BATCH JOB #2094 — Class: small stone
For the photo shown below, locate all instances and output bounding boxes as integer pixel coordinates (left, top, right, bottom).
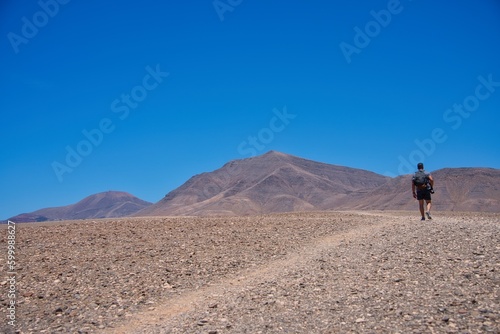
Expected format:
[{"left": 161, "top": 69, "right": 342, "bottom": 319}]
[
  {"left": 197, "top": 319, "right": 209, "bottom": 326},
  {"left": 355, "top": 318, "right": 365, "bottom": 323}
]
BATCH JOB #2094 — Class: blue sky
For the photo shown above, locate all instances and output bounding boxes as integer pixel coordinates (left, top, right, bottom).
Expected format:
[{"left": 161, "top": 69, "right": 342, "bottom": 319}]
[{"left": 1, "top": 0, "right": 499, "bottom": 219}]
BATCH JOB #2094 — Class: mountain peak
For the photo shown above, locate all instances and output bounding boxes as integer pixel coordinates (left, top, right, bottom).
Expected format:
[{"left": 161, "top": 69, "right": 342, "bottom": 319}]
[
  {"left": 136, "top": 152, "right": 390, "bottom": 216},
  {"left": 263, "top": 150, "right": 288, "bottom": 157},
  {"left": 254, "top": 150, "right": 292, "bottom": 162},
  {"left": 136, "top": 151, "right": 500, "bottom": 216}
]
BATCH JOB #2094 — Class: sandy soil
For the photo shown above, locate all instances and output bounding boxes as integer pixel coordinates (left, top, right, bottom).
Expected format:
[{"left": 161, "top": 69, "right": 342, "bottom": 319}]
[{"left": 1, "top": 211, "right": 498, "bottom": 333}]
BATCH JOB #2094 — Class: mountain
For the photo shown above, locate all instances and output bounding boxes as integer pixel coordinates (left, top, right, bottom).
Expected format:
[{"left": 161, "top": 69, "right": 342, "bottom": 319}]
[
  {"left": 135, "top": 151, "right": 390, "bottom": 216},
  {"left": 343, "top": 167, "right": 500, "bottom": 212},
  {"left": 9, "top": 153, "right": 499, "bottom": 222},
  {"left": 7, "top": 191, "right": 152, "bottom": 223},
  {"left": 136, "top": 151, "right": 500, "bottom": 216}
]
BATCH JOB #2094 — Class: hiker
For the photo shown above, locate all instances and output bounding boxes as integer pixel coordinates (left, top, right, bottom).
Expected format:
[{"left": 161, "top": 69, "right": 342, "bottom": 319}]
[{"left": 412, "top": 162, "right": 434, "bottom": 220}]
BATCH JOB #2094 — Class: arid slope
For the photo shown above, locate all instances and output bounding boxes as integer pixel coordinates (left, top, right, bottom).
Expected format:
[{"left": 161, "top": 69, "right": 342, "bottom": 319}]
[
  {"left": 7, "top": 191, "right": 152, "bottom": 222},
  {"left": 137, "top": 151, "right": 390, "bottom": 216}
]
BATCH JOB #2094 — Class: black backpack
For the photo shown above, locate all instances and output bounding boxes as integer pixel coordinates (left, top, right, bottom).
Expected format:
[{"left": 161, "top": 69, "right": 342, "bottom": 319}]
[{"left": 413, "top": 170, "right": 428, "bottom": 187}]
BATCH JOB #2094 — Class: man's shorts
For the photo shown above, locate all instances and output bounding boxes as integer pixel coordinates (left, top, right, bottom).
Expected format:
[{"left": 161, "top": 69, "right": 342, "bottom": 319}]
[{"left": 416, "top": 189, "right": 431, "bottom": 201}]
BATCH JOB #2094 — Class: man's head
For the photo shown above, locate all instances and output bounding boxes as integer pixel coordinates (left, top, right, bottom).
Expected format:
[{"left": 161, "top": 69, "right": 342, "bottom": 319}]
[{"left": 417, "top": 162, "right": 424, "bottom": 171}]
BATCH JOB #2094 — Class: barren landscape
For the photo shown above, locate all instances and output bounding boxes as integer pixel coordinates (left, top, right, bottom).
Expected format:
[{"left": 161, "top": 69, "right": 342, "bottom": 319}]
[
  {"left": 1, "top": 211, "right": 499, "bottom": 333},
  {"left": 7, "top": 152, "right": 500, "bottom": 223}
]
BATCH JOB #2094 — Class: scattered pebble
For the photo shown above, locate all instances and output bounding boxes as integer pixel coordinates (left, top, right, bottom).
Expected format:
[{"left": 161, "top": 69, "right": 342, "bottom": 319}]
[{"left": 1, "top": 212, "right": 498, "bottom": 333}]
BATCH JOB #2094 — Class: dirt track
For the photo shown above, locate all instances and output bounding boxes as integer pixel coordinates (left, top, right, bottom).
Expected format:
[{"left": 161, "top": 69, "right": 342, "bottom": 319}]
[{"left": 1, "top": 211, "right": 499, "bottom": 333}]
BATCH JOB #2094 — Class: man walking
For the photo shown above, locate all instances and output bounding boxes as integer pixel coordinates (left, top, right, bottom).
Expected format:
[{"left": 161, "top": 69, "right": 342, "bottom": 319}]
[{"left": 412, "top": 162, "right": 434, "bottom": 220}]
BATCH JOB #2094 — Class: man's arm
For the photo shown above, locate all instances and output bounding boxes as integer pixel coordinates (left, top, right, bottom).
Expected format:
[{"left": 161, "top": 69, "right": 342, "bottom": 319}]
[
  {"left": 412, "top": 179, "right": 417, "bottom": 198},
  {"left": 428, "top": 174, "right": 434, "bottom": 187}
]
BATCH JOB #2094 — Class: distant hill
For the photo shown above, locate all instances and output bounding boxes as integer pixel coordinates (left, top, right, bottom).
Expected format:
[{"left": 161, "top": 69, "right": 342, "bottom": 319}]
[
  {"left": 136, "top": 151, "right": 500, "bottom": 216},
  {"left": 135, "top": 151, "right": 390, "bottom": 216},
  {"left": 342, "top": 167, "right": 500, "bottom": 212},
  {"left": 7, "top": 191, "right": 152, "bottom": 223}
]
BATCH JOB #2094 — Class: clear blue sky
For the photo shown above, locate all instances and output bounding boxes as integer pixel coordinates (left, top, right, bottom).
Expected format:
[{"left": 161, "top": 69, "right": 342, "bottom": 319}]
[{"left": 1, "top": 0, "right": 499, "bottom": 219}]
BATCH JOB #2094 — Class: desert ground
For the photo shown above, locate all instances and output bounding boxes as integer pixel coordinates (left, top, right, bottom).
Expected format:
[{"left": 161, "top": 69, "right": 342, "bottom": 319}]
[{"left": 1, "top": 211, "right": 499, "bottom": 333}]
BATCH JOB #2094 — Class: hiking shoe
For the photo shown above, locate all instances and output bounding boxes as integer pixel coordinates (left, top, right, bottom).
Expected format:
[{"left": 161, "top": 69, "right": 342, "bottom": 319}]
[
  {"left": 426, "top": 212, "right": 432, "bottom": 220},
  {"left": 421, "top": 216, "right": 425, "bottom": 221}
]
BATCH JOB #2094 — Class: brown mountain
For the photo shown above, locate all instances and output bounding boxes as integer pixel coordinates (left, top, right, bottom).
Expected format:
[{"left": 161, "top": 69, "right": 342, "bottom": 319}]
[
  {"left": 9, "top": 153, "right": 498, "bottom": 222},
  {"left": 137, "top": 151, "right": 500, "bottom": 216},
  {"left": 136, "top": 151, "right": 390, "bottom": 216},
  {"left": 344, "top": 167, "right": 500, "bottom": 212},
  {"left": 8, "top": 191, "right": 152, "bottom": 223}
]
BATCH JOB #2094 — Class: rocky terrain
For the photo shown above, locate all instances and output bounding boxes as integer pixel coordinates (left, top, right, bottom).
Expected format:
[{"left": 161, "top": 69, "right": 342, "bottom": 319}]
[{"left": 1, "top": 211, "right": 499, "bottom": 333}]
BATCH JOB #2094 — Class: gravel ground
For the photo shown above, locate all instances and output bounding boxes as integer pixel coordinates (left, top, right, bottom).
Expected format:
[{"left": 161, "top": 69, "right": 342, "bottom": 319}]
[{"left": 1, "top": 211, "right": 498, "bottom": 333}]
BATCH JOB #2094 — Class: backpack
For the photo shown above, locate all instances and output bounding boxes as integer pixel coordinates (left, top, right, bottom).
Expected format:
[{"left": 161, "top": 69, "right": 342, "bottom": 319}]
[{"left": 413, "top": 170, "right": 428, "bottom": 187}]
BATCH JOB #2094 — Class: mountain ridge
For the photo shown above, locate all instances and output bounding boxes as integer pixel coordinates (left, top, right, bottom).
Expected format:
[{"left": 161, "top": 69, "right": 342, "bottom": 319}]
[
  {"left": 7, "top": 191, "right": 152, "bottom": 223},
  {"left": 136, "top": 151, "right": 391, "bottom": 216},
  {"left": 136, "top": 151, "right": 500, "bottom": 215},
  {"left": 7, "top": 152, "right": 500, "bottom": 221}
]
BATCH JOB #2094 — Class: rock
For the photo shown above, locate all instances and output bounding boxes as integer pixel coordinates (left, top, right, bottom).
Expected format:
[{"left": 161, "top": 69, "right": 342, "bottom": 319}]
[{"left": 197, "top": 319, "right": 209, "bottom": 326}]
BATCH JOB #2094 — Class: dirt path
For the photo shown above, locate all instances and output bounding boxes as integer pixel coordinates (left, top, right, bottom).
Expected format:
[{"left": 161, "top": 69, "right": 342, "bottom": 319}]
[
  {"left": 107, "top": 212, "right": 400, "bottom": 333},
  {"left": 106, "top": 211, "right": 499, "bottom": 333}
]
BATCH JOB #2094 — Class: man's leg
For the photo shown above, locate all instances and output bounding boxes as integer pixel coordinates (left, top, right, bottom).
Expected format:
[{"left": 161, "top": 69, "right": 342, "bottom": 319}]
[
  {"left": 426, "top": 200, "right": 432, "bottom": 219},
  {"left": 418, "top": 199, "right": 425, "bottom": 219}
]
